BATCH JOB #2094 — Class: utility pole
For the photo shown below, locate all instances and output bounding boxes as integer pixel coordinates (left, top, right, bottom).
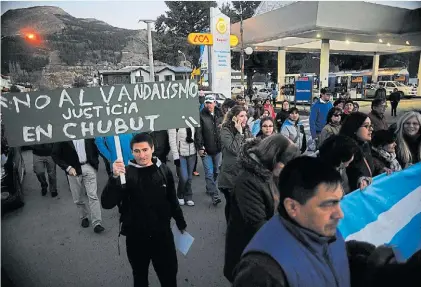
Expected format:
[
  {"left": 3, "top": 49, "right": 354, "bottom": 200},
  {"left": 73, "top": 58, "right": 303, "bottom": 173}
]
[
  {"left": 139, "top": 19, "right": 155, "bottom": 81},
  {"left": 240, "top": 2, "right": 245, "bottom": 96}
]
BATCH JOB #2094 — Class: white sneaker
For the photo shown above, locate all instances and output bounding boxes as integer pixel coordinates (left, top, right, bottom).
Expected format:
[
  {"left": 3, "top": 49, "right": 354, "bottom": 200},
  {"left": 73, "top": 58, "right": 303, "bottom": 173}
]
[
  {"left": 178, "top": 198, "right": 185, "bottom": 206},
  {"left": 186, "top": 200, "right": 195, "bottom": 206}
]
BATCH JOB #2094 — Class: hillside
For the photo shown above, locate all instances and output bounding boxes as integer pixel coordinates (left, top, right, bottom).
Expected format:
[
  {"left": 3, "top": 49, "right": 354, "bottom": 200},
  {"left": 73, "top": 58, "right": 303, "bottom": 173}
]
[{"left": 1, "top": 6, "right": 163, "bottom": 88}]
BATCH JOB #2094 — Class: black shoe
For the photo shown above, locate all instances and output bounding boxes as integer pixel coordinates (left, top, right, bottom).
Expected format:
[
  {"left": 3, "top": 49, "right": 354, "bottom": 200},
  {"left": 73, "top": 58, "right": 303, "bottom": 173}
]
[
  {"left": 212, "top": 197, "right": 222, "bottom": 206},
  {"left": 51, "top": 191, "right": 58, "bottom": 198},
  {"left": 81, "top": 218, "right": 89, "bottom": 228},
  {"left": 41, "top": 188, "right": 47, "bottom": 196},
  {"left": 94, "top": 225, "right": 105, "bottom": 233}
]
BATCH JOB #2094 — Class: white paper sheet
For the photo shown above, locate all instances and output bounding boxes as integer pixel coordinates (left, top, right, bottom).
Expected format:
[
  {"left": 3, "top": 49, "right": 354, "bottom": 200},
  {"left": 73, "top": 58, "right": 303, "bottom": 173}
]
[{"left": 171, "top": 225, "right": 194, "bottom": 256}]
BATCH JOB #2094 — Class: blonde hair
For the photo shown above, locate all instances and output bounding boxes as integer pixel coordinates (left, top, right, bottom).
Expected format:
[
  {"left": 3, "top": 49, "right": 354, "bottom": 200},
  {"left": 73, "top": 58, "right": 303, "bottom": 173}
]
[{"left": 395, "top": 111, "right": 421, "bottom": 167}]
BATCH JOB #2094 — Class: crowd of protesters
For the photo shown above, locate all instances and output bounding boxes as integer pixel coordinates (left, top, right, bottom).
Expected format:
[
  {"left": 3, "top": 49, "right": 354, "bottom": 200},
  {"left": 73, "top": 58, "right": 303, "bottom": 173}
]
[{"left": 4, "top": 87, "right": 420, "bottom": 287}]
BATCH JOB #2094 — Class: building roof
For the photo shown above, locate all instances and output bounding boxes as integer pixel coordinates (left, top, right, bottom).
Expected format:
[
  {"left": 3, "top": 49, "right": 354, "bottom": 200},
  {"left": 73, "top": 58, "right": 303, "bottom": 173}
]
[
  {"left": 99, "top": 65, "right": 192, "bottom": 75},
  {"left": 232, "top": 1, "right": 421, "bottom": 55}
]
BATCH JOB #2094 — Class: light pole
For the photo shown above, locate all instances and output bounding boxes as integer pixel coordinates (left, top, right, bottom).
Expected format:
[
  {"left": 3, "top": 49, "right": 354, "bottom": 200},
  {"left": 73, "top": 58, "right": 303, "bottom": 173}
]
[
  {"left": 178, "top": 50, "right": 188, "bottom": 79},
  {"left": 240, "top": 2, "right": 245, "bottom": 95},
  {"left": 139, "top": 19, "right": 156, "bottom": 81}
]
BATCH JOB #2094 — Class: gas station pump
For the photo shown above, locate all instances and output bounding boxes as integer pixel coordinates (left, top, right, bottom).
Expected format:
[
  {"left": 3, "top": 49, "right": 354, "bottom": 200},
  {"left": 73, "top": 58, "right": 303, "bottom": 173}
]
[{"left": 350, "top": 76, "right": 367, "bottom": 98}]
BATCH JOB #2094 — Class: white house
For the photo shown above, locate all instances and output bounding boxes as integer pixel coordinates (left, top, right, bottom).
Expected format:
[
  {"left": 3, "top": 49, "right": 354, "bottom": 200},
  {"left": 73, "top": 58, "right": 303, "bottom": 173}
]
[{"left": 99, "top": 65, "right": 193, "bottom": 85}]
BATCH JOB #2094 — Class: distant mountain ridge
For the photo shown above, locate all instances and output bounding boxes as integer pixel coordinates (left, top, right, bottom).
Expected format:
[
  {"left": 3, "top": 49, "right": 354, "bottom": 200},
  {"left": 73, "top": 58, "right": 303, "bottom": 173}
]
[{"left": 1, "top": 6, "right": 163, "bottom": 88}]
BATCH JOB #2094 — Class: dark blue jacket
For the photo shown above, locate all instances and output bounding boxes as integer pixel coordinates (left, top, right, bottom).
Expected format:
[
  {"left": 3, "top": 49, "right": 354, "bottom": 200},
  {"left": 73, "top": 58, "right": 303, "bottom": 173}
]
[
  {"left": 243, "top": 215, "right": 350, "bottom": 287},
  {"left": 310, "top": 99, "right": 333, "bottom": 138}
]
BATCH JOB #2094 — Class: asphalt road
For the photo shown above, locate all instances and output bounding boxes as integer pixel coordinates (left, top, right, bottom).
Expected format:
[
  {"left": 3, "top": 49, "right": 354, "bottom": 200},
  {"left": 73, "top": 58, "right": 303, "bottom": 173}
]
[
  {"left": 2, "top": 152, "right": 231, "bottom": 287},
  {"left": 2, "top": 98, "right": 420, "bottom": 287}
]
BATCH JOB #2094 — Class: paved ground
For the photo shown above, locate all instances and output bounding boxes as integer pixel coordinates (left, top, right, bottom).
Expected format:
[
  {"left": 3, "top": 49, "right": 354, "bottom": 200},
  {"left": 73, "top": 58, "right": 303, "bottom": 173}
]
[
  {"left": 2, "top": 98, "right": 420, "bottom": 287},
  {"left": 2, "top": 153, "right": 230, "bottom": 287}
]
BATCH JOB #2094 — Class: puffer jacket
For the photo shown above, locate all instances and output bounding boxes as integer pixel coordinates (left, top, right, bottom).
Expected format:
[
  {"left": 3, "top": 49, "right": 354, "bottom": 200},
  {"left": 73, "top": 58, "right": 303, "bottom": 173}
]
[
  {"left": 168, "top": 128, "right": 196, "bottom": 160},
  {"left": 224, "top": 138, "right": 278, "bottom": 282},
  {"left": 218, "top": 125, "right": 252, "bottom": 189},
  {"left": 281, "top": 119, "right": 307, "bottom": 154},
  {"left": 319, "top": 123, "right": 341, "bottom": 145}
]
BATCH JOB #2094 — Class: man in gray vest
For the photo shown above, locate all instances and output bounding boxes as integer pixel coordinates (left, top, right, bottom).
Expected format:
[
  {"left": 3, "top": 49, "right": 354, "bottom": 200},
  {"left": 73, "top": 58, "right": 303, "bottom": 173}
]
[{"left": 233, "top": 157, "right": 350, "bottom": 287}]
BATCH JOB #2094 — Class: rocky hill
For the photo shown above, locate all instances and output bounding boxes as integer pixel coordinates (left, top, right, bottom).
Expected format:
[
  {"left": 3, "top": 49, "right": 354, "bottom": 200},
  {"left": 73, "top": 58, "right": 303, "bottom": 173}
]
[{"left": 1, "top": 6, "right": 163, "bottom": 89}]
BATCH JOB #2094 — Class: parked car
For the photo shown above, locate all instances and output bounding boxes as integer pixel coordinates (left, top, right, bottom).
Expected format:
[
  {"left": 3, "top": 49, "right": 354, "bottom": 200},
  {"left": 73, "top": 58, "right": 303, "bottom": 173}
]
[
  {"left": 202, "top": 91, "right": 228, "bottom": 107},
  {"left": 378, "top": 81, "right": 413, "bottom": 98},
  {"left": 257, "top": 88, "right": 272, "bottom": 99},
  {"left": 1, "top": 128, "right": 26, "bottom": 215}
]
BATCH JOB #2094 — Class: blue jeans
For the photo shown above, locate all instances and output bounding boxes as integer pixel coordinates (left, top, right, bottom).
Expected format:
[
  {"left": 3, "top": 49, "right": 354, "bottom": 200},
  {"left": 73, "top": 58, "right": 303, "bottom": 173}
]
[
  {"left": 177, "top": 154, "right": 197, "bottom": 201},
  {"left": 201, "top": 153, "right": 222, "bottom": 198}
]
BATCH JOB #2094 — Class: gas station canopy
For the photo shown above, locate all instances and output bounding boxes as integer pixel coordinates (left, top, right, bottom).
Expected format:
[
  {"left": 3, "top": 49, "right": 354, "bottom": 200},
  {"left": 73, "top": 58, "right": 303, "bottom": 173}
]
[{"left": 231, "top": 1, "right": 421, "bottom": 55}]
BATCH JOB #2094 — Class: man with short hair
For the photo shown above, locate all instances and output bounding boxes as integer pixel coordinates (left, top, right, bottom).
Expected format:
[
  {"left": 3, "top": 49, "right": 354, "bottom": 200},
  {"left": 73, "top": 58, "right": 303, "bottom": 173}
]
[
  {"left": 236, "top": 95, "right": 246, "bottom": 107},
  {"left": 309, "top": 88, "right": 333, "bottom": 147},
  {"left": 233, "top": 156, "right": 349, "bottom": 287},
  {"left": 195, "top": 95, "right": 223, "bottom": 205},
  {"left": 389, "top": 88, "right": 401, "bottom": 117},
  {"left": 368, "top": 99, "right": 388, "bottom": 132},
  {"left": 52, "top": 139, "right": 104, "bottom": 233},
  {"left": 374, "top": 82, "right": 387, "bottom": 101},
  {"left": 101, "top": 133, "right": 186, "bottom": 287}
]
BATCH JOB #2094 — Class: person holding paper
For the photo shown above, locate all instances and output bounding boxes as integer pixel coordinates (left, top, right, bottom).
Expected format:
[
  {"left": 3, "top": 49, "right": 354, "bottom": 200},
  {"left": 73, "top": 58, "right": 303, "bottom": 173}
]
[{"left": 101, "top": 133, "right": 187, "bottom": 287}]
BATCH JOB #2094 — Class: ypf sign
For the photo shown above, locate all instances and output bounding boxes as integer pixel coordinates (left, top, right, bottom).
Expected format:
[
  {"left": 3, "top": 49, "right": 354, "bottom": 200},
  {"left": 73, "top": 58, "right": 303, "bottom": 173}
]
[{"left": 187, "top": 33, "right": 238, "bottom": 47}]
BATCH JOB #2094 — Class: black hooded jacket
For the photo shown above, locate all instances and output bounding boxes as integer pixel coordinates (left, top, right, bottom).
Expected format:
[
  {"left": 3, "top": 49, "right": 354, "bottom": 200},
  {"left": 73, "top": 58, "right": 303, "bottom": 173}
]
[
  {"left": 224, "top": 138, "right": 277, "bottom": 282},
  {"left": 101, "top": 157, "right": 186, "bottom": 236},
  {"left": 194, "top": 106, "right": 224, "bottom": 155}
]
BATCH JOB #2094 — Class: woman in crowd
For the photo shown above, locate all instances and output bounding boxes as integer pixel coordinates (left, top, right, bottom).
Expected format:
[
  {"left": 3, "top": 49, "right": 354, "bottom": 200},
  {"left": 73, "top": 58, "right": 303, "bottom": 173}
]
[
  {"left": 168, "top": 127, "right": 197, "bottom": 206},
  {"left": 371, "top": 129, "right": 402, "bottom": 176},
  {"left": 263, "top": 98, "right": 276, "bottom": 119},
  {"left": 248, "top": 105, "right": 264, "bottom": 136},
  {"left": 333, "top": 99, "right": 345, "bottom": 110},
  {"left": 353, "top": 102, "right": 360, "bottom": 112},
  {"left": 339, "top": 112, "right": 376, "bottom": 191},
  {"left": 256, "top": 116, "right": 275, "bottom": 140},
  {"left": 219, "top": 105, "right": 252, "bottom": 222},
  {"left": 280, "top": 107, "right": 307, "bottom": 154},
  {"left": 342, "top": 99, "right": 354, "bottom": 123},
  {"left": 319, "top": 107, "right": 342, "bottom": 145},
  {"left": 275, "top": 100, "right": 290, "bottom": 130},
  {"left": 318, "top": 134, "right": 359, "bottom": 194},
  {"left": 224, "top": 134, "right": 299, "bottom": 282},
  {"left": 395, "top": 111, "right": 421, "bottom": 168}
]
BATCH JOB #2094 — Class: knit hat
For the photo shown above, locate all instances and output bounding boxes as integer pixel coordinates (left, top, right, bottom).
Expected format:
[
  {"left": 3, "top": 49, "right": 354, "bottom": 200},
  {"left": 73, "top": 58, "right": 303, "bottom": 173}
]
[
  {"left": 372, "top": 130, "right": 396, "bottom": 147},
  {"left": 339, "top": 112, "right": 368, "bottom": 140}
]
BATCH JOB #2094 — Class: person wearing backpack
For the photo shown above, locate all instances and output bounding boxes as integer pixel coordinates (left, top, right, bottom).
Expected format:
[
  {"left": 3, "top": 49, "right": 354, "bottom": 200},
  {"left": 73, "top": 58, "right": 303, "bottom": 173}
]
[
  {"left": 101, "top": 133, "right": 187, "bottom": 287},
  {"left": 281, "top": 107, "right": 307, "bottom": 154}
]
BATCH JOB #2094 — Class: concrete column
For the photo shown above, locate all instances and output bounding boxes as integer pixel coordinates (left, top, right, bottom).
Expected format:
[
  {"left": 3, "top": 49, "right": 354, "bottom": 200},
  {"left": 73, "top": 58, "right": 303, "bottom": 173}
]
[
  {"left": 372, "top": 53, "right": 380, "bottom": 83},
  {"left": 418, "top": 52, "right": 421, "bottom": 97},
  {"left": 320, "top": 39, "right": 330, "bottom": 90},
  {"left": 277, "top": 48, "right": 286, "bottom": 101}
]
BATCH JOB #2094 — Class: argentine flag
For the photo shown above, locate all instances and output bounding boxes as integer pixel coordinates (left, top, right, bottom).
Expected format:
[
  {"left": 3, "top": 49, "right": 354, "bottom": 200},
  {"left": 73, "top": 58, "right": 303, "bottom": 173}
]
[{"left": 338, "top": 163, "right": 421, "bottom": 262}]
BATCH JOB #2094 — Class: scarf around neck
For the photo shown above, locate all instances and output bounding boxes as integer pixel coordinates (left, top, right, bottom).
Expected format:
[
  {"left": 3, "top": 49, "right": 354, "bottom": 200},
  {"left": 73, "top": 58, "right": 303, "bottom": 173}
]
[{"left": 372, "top": 147, "right": 402, "bottom": 172}]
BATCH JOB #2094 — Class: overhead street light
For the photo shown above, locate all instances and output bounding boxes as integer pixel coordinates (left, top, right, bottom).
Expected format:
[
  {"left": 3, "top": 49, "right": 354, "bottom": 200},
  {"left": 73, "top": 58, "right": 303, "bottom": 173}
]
[
  {"left": 178, "top": 50, "right": 188, "bottom": 79},
  {"left": 138, "top": 19, "right": 156, "bottom": 81}
]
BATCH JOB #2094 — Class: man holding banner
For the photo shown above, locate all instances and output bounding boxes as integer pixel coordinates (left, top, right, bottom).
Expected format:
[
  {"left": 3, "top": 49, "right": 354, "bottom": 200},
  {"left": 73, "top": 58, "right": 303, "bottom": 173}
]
[{"left": 101, "top": 133, "right": 187, "bottom": 287}]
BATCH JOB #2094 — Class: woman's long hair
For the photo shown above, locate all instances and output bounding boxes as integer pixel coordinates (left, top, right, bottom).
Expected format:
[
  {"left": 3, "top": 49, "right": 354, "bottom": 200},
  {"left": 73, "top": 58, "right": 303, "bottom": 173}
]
[
  {"left": 248, "top": 134, "right": 299, "bottom": 172},
  {"left": 222, "top": 105, "right": 248, "bottom": 134},
  {"left": 326, "top": 107, "right": 342, "bottom": 124},
  {"left": 395, "top": 111, "right": 421, "bottom": 166}
]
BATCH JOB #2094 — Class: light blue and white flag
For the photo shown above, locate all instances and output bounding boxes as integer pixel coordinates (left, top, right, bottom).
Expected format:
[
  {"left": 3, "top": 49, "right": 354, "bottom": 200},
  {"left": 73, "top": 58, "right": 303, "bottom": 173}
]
[{"left": 338, "top": 163, "right": 421, "bottom": 262}]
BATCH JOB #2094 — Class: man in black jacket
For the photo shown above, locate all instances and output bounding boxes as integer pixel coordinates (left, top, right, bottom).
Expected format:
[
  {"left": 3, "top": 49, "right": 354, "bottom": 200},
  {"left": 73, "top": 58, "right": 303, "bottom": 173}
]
[
  {"left": 195, "top": 95, "right": 224, "bottom": 205},
  {"left": 52, "top": 139, "right": 104, "bottom": 233},
  {"left": 389, "top": 88, "right": 401, "bottom": 117},
  {"left": 31, "top": 143, "right": 57, "bottom": 197},
  {"left": 101, "top": 133, "right": 186, "bottom": 287},
  {"left": 374, "top": 82, "right": 387, "bottom": 101}
]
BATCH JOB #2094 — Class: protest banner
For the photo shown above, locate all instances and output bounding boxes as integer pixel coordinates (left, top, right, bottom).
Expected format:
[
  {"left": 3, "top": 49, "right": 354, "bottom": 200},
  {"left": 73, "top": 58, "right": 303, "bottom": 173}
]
[
  {"left": 338, "top": 163, "right": 421, "bottom": 262},
  {"left": 0, "top": 80, "right": 200, "bottom": 147}
]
